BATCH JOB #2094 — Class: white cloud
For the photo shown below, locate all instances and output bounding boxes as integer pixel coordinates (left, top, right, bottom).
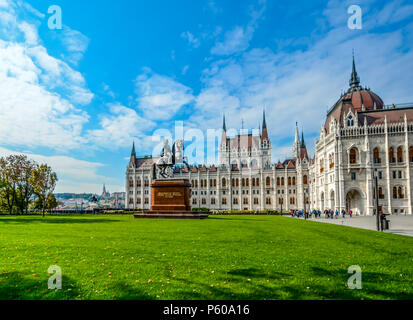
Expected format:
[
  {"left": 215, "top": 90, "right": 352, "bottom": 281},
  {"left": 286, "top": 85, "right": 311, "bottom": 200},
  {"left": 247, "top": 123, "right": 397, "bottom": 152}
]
[
  {"left": 0, "top": 146, "right": 121, "bottom": 194},
  {"left": 181, "top": 31, "right": 201, "bottom": 48},
  {"left": 58, "top": 26, "right": 90, "bottom": 65},
  {"left": 0, "top": 3, "right": 94, "bottom": 151},
  {"left": 87, "top": 103, "right": 156, "bottom": 149},
  {"left": 211, "top": 25, "right": 254, "bottom": 55},
  {"left": 189, "top": 0, "right": 413, "bottom": 154},
  {"left": 134, "top": 69, "right": 194, "bottom": 120}
]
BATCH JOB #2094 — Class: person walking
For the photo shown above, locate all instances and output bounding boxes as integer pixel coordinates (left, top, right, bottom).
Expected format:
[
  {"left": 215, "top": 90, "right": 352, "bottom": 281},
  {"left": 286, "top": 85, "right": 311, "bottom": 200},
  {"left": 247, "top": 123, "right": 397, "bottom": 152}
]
[
  {"left": 349, "top": 209, "right": 352, "bottom": 218},
  {"left": 334, "top": 209, "right": 338, "bottom": 219}
]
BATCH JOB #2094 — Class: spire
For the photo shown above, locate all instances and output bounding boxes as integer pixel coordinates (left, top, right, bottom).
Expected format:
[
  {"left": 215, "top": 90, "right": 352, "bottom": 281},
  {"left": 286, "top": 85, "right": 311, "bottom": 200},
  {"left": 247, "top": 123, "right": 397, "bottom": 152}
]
[
  {"left": 130, "top": 141, "right": 136, "bottom": 167},
  {"left": 301, "top": 130, "right": 306, "bottom": 148},
  {"left": 261, "top": 110, "right": 268, "bottom": 141},
  {"left": 131, "top": 141, "right": 136, "bottom": 157},
  {"left": 221, "top": 115, "right": 227, "bottom": 147},
  {"left": 349, "top": 51, "right": 360, "bottom": 88},
  {"left": 262, "top": 110, "right": 267, "bottom": 129},
  {"left": 292, "top": 122, "right": 300, "bottom": 159}
]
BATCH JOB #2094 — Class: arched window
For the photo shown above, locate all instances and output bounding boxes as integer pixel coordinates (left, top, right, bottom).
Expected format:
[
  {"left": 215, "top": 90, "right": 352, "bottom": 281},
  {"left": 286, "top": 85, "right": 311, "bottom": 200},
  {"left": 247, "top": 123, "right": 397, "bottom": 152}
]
[
  {"left": 349, "top": 148, "right": 357, "bottom": 164},
  {"left": 409, "top": 146, "right": 413, "bottom": 162},
  {"left": 378, "top": 187, "right": 384, "bottom": 199},
  {"left": 232, "top": 179, "right": 235, "bottom": 187},
  {"left": 292, "top": 177, "right": 296, "bottom": 185},
  {"left": 303, "top": 175, "right": 308, "bottom": 184},
  {"left": 277, "top": 177, "right": 280, "bottom": 186},
  {"left": 373, "top": 148, "right": 381, "bottom": 164},
  {"left": 252, "top": 178, "right": 256, "bottom": 187},
  {"left": 246, "top": 178, "right": 249, "bottom": 187},
  {"left": 281, "top": 177, "right": 285, "bottom": 186},
  {"left": 346, "top": 114, "right": 354, "bottom": 127},
  {"left": 242, "top": 178, "right": 245, "bottom": 187},
  {"left": 397, "top": 146, "right": 403, "bottom": 163},
  {"left": 398, "top": 187, "right": 404, "bottom": 199},
  {"left": 236, "top": 178, "right": 239, "bottom": 187},
  {"left": 389, "top": 147, "right": 395, "bottom": 163},
  {"left": 266, "top": 177, "right": 271, "bottom": 186},
  {"left": 222, "top": 178, "right": 226, "bottom": 187},
  {"left": 288, "top": 177, "right": 291, "bottom": 186},
  {"left": 256, "top": 178, "right": 260, "bottom": 187},
  {"left": 393, "top": 187, "right": 397, "bottom": 199}
]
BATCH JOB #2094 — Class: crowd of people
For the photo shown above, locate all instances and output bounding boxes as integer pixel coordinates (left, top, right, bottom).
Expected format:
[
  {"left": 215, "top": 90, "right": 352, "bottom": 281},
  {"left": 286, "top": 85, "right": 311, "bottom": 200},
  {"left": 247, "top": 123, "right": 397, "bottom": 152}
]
[{"left": 290, "top": 208, "right": 353, "bottom": 219}]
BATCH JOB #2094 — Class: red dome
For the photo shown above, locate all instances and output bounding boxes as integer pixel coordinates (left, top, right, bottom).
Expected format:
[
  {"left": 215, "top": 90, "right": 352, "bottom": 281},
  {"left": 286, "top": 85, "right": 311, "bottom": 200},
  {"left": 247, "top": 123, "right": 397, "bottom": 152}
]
[{"left": 342, "top": 86, "right": 384, "bottom": 111}]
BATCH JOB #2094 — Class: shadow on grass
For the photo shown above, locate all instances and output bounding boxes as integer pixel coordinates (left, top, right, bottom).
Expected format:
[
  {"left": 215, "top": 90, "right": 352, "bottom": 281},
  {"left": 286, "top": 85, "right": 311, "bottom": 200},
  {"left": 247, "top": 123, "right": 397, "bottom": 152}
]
[
  {"left": 0, "top": 218, "right": 121, "bottom": 224},
  {"left": 0, "top": 271, "right": 83, "bottom": 300},
  {"left": 173, "top": 266, "right": 413, "bottom": 300}
]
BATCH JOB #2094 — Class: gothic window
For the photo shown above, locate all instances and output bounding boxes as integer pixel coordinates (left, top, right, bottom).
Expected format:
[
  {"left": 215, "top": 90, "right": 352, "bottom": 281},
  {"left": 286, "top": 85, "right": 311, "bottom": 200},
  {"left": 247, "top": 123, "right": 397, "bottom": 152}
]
[
  {"left": 243, "top": 198, "right": 248, "bottom": 205},
  {"left": 398, "top": 187, "right": 404, "bottom": 199},
  {"left": 233, "top": 198, "right": 238, "bottom": 205},
  {"left": 256, "top": 178, "right": 260, "bottom": 187},
  {"left": 281, "top": 177, "right": 285, "bottom": 186},
  {"left": 254, "top": 198, "right": 259, "bottom": 205},
  {"left": 349, "top": 148, "right": 357, "bottom": 164},
  {"left": 202, "top": 198, "right": 206, "bottom": 205},
  {"left": 129, "top": 181, "right": 134, "bottom": 188},
  {"left": 266, "top": 198, "right": 271, "bottom": 205},
  {"left": 410, "top": 146, "right": 413, "bottom": 162},
  {"left": 266, "top": 177, "right": 271, "bottom": 186},
  {"left": 346, "top": 114, "right": 354, "bottom": 127},
  {"left": 288, "top": 177, "right": 291, "bottom": 186},
  {"left": 236, "top": 178, "right": 239, "bottom": 187},
  {"left": 397, "top": 146, "right": 403, "bottom": 163},
  {"left": 378, "top": 187, "right": 384, "bottom": 199},
  {"left": 393, "top": 187, "right": 397, "bottom": 199},
  {"left": 303, "top": 175, "right": 308, "bottom": 185},
  {"left": 373, "top": 148, "right": 381, "bottom": 164},
  {"left": 277, "top": 177, "right": 280, "bottom": 186},
  {"left": 389, "top": 147, "right": 395, "bottom": 163},
  {"left": 222, "top": 178, "right": 226, "bottom": 187},
  {"left": 192, "top": 198, "right": 197, "bottom": 205},
  {"left": 292, "top": 177, "right": 296, "bottom": 185},
  {"left": 222, "top": 198, "right": 227, "bottom": 205},
  {"left": 211, "top": 198, "right": 216, "bottom": 205},
  {"left": 246, "top": 178, "right": 249, "bottom": 187},
  {"left": 252, "top": 178, "right": 256, "bottom": 187}
]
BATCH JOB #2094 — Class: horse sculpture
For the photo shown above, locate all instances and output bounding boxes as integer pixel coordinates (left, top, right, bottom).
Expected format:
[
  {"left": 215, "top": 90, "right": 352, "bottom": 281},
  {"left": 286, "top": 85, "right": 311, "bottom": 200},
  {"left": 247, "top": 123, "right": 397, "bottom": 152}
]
[{"left": 153, "top": 139, "right": 190, "bottom": 179}]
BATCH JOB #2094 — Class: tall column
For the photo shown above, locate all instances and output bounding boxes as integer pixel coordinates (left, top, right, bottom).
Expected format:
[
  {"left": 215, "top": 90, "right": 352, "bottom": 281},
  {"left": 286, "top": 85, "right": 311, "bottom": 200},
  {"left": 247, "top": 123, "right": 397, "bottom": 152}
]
[
  {"left": 404, "top": 114, "right": 412, "bottom": 214},
  {"left": 384, "top": 116, "right": 392, "bottom": 213}
]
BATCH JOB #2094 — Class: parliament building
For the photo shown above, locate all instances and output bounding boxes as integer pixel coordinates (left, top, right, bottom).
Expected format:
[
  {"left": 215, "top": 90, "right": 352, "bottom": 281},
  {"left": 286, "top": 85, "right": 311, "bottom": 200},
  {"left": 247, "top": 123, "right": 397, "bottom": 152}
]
[{"left": 126, "top": 57, "right": 413, "bottom": 215}]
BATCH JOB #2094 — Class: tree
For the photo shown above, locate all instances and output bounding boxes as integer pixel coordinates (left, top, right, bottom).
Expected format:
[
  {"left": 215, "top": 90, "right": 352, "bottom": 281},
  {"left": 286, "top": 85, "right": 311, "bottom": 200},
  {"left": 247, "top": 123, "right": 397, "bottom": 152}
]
[
  {"left": 29, "top": 164, "right": 58, "bottom": 217},
  {"left": 16, "top": 156, "right": 36, "bottom": 214},
  {"left": 46, "top": 194, "right": 58, "bottom": 211},
  {"left": 0, "top": 155, "right": 26, "bottom": 214}
]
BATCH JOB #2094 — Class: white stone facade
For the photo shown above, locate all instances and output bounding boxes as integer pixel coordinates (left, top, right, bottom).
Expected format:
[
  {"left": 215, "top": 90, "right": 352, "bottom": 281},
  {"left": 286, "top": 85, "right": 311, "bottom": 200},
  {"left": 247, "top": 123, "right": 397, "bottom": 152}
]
[{"left": 125, "top": 59, "right": 413, "bottom": 215}]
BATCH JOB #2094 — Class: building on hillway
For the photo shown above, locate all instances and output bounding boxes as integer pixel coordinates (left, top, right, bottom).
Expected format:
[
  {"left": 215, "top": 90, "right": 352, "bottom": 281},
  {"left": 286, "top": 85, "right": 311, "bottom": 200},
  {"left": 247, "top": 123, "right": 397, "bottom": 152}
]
[{"left": 126, "top": 56, "right": 413, "bottom": 215}]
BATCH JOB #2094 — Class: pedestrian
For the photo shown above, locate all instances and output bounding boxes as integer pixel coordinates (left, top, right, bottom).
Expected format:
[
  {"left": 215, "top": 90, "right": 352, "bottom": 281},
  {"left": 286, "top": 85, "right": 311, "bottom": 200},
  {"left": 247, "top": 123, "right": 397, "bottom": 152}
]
[
  {"left": 334, "top": 209, "right": 338, "bottom": 219},
  {"left": 349, "top": 209, "right": 352, "bottom": 218}
]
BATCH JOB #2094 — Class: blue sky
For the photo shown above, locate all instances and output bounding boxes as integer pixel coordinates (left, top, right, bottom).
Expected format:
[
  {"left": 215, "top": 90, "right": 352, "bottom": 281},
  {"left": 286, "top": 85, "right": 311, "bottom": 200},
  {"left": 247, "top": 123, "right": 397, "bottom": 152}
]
[{"left": 0, "top": 0, "right": 412, "bottom": 193}]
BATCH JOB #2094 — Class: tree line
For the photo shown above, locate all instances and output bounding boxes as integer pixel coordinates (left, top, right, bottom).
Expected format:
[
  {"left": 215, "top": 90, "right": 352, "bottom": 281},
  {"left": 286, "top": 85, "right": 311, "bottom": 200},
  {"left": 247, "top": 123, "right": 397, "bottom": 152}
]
[{"left": 0, "top": 155, "right": 58, "bottom": 216}]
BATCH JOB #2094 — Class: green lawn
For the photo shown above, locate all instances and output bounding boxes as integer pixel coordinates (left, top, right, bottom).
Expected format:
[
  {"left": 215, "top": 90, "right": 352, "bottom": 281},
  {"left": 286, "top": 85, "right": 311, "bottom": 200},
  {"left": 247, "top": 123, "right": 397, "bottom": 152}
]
[{"left": 0, "top": 215, "right": 412, "bottom": 300}]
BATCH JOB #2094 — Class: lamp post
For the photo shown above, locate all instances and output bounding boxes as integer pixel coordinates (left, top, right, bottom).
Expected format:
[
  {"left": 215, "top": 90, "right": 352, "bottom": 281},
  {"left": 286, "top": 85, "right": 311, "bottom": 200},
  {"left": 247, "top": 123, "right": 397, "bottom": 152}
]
[{"left": 374, "top": 168, "right": 380, "bottom": 231}]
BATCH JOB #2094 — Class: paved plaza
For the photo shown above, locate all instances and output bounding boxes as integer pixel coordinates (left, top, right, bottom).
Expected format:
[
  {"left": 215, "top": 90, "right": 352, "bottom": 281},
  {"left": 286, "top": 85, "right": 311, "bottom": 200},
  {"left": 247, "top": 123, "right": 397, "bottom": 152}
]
[{"left": 295, "top": 215, "right": 413, "bottom": 237}]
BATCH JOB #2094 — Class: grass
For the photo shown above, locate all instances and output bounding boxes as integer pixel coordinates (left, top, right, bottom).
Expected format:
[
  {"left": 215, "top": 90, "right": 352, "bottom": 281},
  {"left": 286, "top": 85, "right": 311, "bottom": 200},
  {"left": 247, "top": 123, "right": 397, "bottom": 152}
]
[{"left": 0, "top": 214, "right": 412, "bottom": 300}]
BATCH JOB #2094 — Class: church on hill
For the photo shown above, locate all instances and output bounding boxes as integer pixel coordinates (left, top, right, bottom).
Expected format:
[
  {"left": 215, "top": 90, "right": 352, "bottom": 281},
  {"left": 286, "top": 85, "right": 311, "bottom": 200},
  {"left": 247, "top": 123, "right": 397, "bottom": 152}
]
[{"left": 126, "top": 56, "right": 413, "bottom": 215}]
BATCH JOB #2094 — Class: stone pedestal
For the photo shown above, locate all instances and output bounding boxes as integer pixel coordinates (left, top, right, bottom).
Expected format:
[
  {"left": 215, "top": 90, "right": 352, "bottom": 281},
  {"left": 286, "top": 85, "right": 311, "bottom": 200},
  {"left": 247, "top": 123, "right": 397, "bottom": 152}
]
[{"left": 134, "top": 179, "right": 208, "bottom": 219}]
